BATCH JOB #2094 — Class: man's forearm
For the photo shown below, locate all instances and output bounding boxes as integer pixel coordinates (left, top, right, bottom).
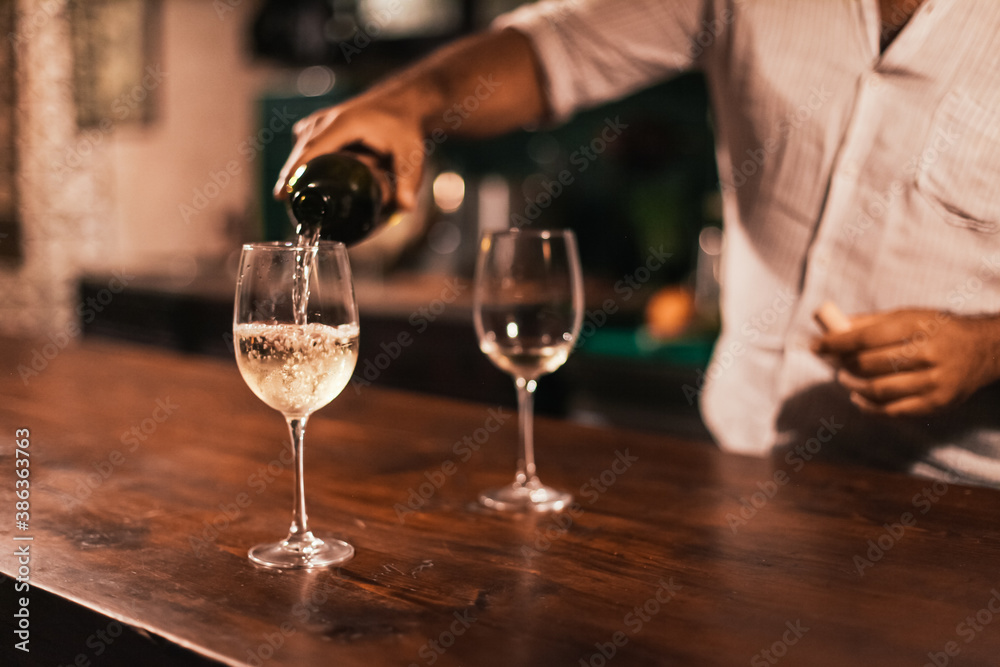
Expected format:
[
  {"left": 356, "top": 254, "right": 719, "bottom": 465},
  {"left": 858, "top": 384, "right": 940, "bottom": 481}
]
[
  {"left": 362, "top": 28, "right": 549, "bottom": 139},
  {"left": 276, "top": 28, "right": 549, "bottom": 205},
  {"left": 971, "top": 313, "right": 1000, "bottom": 388}
]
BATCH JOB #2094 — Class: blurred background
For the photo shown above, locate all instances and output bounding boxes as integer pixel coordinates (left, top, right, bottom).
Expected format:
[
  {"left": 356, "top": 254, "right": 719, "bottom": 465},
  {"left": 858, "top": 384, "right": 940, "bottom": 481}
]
[{"left": 0, "top": 0, "right": 724, "bottom": 440}]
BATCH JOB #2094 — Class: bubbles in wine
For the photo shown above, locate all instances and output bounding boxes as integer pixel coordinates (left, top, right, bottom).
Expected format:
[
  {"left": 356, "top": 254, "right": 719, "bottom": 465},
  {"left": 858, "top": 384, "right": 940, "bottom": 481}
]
[{"left": 235, "top": 321, "right": 359, "bottom": 416}]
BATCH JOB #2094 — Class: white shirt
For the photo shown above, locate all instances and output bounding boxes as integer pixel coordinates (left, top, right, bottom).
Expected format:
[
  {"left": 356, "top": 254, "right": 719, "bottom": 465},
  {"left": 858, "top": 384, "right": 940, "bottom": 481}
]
[{"left": 498, "top": 0, "right": 1000, "bottom": 485}]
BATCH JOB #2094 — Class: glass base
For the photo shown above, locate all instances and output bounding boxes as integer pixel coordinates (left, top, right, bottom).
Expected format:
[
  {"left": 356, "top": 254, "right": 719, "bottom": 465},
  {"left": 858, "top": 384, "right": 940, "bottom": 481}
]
[
  {"left": 479, "top": 481, "right": 572, "bottom": 512},
  {"left": 248, "top": 532, "right": 354, "bottom": 569}
]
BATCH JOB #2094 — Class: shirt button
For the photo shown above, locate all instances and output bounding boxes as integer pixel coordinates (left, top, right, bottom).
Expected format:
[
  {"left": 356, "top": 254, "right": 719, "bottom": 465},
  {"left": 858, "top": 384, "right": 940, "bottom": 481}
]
[
  {"left": 866, "top": 73, "right": 882, "bottom": 89},
  {"left": 840, "top": 161, "right": 859, "bottom": 177}
]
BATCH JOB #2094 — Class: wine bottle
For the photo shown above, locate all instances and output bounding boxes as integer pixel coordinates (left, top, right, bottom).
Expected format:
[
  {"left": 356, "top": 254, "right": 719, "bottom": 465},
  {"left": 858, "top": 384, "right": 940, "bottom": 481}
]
[{"left": 285, "top": 144, "right": 396, "bottom": 246}]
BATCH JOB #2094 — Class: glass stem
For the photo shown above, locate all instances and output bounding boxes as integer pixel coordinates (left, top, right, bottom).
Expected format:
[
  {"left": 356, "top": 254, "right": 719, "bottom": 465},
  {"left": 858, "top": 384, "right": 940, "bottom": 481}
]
[
  {"left": 285, "top": 415, "right": 312, "bottom": 543},
  {"left": 514, "top": 377, "right": 539, "bottom": 488}
]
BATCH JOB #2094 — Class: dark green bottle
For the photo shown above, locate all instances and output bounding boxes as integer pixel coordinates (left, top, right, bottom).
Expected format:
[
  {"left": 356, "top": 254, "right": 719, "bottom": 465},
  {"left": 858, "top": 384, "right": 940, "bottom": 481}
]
[{"left": 285, "top": 146, "right": 395, "bottom": 246}]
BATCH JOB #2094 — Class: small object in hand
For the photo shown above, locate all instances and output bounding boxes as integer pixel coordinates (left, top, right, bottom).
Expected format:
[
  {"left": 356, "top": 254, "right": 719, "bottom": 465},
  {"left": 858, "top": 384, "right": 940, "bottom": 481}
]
[{"left": 814, "top": 301, "right": 851, "bottom": 333}]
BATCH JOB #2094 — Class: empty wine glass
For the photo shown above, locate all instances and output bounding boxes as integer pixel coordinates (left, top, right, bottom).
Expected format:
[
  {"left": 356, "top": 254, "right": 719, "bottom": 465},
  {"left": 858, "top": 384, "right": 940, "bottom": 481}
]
[
  {"left": 473, "top": 228, "right": 584, "bottom": 511},
  {"left": 233, "top": 242, "right": 359, "bottom": 568}
]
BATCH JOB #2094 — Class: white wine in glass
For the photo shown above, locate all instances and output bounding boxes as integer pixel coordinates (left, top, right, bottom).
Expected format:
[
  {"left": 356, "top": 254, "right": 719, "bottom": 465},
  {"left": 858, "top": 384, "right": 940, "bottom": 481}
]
[
  {"left": 234, "top": 241, "right": 359, "bottom": 568},
  {"left": 473, "top": 228, "right": 584, "bottom": 512}
]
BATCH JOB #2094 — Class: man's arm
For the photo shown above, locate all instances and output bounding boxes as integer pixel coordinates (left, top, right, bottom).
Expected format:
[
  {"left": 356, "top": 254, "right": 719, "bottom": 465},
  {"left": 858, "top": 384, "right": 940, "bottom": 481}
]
[{"left": 274, "top": 28, "right": 547, "bottom": 210}]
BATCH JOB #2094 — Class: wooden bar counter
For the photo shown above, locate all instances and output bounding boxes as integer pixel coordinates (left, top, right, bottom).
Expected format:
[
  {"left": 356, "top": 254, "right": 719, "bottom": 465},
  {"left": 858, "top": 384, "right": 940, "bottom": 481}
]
[{"left": 2, "top": 337, "right": 1000, "bottom": 666}]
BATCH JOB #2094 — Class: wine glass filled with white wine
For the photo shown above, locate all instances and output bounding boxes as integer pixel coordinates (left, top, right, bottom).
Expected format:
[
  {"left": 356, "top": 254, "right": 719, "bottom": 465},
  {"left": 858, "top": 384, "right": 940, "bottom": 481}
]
[
  {"left": 473, "top": 228, "right": 584, "bottom": 512},
  {"left": 233, "top": 241, "right": 359, "bottom": 568}
]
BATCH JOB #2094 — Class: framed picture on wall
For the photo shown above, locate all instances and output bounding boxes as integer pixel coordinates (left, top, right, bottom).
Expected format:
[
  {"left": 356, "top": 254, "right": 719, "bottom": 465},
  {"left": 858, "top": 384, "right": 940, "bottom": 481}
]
[
  {"left": 70, "top": 0, "right": 160, "bottom": 128},
  {"left": 0, "top": 0, "right": 21, "bottom": 262}
]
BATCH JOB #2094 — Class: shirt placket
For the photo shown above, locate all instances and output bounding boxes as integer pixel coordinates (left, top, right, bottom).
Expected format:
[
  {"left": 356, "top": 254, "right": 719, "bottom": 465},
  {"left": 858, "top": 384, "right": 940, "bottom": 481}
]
[{"left": 773, "top": 0, "right": 946, "bottom": 405}]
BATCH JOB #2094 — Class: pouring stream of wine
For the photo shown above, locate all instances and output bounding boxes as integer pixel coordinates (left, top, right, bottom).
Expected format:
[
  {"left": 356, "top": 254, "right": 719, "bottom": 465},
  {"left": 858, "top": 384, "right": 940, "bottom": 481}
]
[{"left": 292, "top": 229, "right": 322, "bottom": 326}]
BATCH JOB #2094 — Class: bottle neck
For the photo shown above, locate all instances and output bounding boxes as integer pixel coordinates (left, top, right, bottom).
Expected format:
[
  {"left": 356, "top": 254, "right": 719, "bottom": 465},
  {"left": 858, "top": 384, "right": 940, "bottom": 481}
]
[{"left": 286, "top": 147, "right": 396, "bottom": 246}]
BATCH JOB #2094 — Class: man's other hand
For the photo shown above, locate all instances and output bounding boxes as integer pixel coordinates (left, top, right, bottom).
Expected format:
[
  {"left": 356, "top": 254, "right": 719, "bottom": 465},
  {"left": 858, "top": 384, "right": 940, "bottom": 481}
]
[{"left": 813, "top": 309, "right": 1000, "bottom": 416}]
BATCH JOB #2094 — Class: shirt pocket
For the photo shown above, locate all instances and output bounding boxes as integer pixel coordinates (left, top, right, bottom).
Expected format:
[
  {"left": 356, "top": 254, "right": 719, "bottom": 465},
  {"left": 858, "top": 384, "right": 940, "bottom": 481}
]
[{"left": 915, "top": 89, "right": 1000, "bottom": 233}]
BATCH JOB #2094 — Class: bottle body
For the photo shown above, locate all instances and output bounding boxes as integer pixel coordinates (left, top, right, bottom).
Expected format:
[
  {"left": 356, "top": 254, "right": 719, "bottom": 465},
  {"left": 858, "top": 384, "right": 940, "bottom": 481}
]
[{"left": 285, "top": 148, "right": 394, "bottom": 246}]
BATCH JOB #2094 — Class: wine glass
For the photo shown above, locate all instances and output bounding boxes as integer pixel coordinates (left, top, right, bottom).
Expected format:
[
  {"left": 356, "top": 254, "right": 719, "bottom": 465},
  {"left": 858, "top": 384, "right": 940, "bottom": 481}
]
[
  {"left": 473, "top": 228, "right": 584, "bottom": 512},
  {"left": 233, "top": 241, "right": 359, "bottom": 568}
]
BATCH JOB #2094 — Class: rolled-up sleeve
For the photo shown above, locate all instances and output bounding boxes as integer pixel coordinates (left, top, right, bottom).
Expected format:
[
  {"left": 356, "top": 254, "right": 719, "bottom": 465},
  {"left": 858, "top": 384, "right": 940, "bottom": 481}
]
[{"left": 494, "top": 0, "right": 712, "bottom": 122}]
